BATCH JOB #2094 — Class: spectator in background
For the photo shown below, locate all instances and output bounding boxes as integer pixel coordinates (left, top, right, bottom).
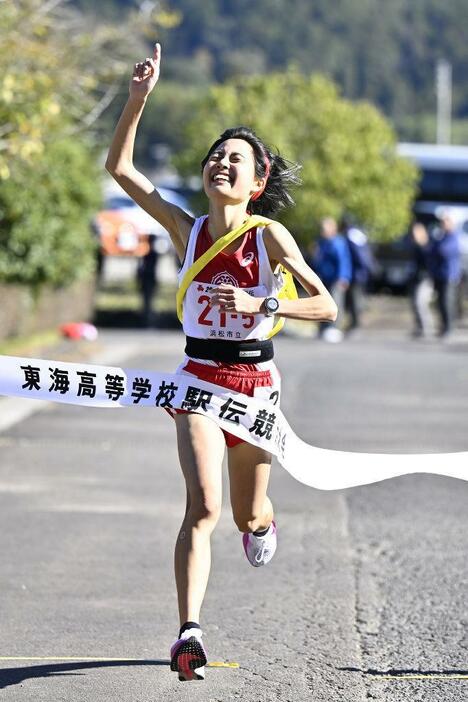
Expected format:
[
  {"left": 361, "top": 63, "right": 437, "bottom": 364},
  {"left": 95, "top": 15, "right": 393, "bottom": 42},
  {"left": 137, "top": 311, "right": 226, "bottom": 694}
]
[
  {"left": 408, "top": 222, "right": 434, "bottom": 338},
  {"left": 310, "top": 217, "right": 352, "bottom": 342},
  {"left": 137, "top": 234, "right": 159, "bottom": 327},
  {"left": 428, "top": 212, "right": 461, "bottom": 339},
  {"left": 340, "top": 216, "right": 375, "bottom": 333}
]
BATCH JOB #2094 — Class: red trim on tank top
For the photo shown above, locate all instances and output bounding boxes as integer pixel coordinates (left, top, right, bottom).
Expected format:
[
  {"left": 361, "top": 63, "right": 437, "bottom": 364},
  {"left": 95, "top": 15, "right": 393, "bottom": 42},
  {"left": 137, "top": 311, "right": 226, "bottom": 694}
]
[
  {"left": 192, "top": 219, "right": 260, "bottom": 287},
  {"left": 201, "top": 218, "right": 257, "bottom": 255}
]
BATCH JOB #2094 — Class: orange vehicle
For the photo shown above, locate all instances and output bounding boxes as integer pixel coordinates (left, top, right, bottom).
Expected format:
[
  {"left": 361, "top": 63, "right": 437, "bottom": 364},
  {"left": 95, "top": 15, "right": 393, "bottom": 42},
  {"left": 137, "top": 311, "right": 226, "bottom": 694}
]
[
  {"left": 93, "top": 188, "right": 191, "bottom": 258},
  {"left": 94, "top": 209, "right": 150, "bottom": 257}
]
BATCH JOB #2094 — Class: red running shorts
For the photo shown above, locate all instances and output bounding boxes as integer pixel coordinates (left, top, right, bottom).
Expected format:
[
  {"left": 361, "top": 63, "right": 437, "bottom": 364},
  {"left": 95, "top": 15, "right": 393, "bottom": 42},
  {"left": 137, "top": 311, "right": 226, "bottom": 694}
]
[{"left": 167, "top": 358, "right": 281, "bottom": 448}]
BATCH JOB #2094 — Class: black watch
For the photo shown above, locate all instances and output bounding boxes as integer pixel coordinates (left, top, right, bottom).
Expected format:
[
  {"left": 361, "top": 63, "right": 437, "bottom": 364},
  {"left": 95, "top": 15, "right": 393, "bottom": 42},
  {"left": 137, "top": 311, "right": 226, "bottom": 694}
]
[{"left": 263, "top": 296, "right": 280, "bottom": 317}]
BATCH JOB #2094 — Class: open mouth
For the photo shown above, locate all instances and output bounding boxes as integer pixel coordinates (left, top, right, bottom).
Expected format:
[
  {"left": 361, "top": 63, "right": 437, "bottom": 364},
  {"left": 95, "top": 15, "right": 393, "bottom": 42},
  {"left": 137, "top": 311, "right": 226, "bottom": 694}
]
[{"left": 211, "top": 171, "right": 233, "bottom": 186}]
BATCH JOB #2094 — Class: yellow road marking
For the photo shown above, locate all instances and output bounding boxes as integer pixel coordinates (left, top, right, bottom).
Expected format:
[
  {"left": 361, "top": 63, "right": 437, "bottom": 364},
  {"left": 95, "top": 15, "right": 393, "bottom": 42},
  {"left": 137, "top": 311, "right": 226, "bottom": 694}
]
[
  {"left": 2, "top": 660, "right": 466, "bottom": 677},
  {"left": 207, "top": 662, "right": 239, "bottom": 668},
  {"left": 379, "top": 674, "right": 468, "bottom": 680},
  {"left": 0, "top": 656, "right": 239, "bottom": 668}
]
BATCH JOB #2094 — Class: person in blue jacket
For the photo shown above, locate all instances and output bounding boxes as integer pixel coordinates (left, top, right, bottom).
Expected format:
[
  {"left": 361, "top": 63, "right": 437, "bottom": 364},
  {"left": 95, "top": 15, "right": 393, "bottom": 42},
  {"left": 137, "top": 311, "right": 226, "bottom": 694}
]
[
  {"left": 311, "top": 217, "right": 352, "bottom": 342},
  {"left": 428, "top": 212, "right": 461, "bottom": 338}
]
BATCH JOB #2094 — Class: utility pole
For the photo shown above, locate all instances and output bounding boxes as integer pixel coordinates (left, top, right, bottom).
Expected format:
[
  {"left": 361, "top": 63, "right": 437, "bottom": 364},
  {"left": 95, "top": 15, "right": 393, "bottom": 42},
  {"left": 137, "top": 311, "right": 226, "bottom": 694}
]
[{"left": 436, "top": 59, "right": 452, "bottom": 145}]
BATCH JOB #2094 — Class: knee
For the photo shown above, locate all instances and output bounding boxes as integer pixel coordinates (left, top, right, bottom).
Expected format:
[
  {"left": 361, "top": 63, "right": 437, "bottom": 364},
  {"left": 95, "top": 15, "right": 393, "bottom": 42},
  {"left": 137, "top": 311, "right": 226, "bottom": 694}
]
[{"left": 187, "top": 495, "right": 222, "bottom": 528}]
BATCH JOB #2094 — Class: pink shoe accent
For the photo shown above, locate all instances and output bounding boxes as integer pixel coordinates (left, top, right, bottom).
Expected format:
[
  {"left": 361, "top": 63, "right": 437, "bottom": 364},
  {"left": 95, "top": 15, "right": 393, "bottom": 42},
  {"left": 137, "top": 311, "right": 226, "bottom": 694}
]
[{"left": 170, "top": 633, "right": 207, "bottom": 680}]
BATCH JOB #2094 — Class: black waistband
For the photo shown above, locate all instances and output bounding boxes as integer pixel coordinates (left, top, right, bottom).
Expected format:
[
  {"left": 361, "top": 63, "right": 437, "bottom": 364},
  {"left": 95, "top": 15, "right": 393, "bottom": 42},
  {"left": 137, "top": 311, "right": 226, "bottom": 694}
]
[{"left": 185, "top": 336, "right": 274, "bottom": 364}]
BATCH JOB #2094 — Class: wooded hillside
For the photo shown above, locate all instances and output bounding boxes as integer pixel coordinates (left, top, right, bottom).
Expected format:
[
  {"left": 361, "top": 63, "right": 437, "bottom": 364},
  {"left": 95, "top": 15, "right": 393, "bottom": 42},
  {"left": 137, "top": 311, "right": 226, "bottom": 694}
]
[{"left": 74, "top": 0, "right": 468, "bottom": 142}]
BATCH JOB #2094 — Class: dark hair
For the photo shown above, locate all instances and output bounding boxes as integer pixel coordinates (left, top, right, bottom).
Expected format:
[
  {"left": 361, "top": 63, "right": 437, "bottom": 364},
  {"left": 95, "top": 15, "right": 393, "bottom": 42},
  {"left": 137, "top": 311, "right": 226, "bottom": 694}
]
[
  {"left": 339, "top": 213, "right": 355, "bottom": 231},
  {"left": 201, "top": 126, "right": 301, "bottom": 216}
]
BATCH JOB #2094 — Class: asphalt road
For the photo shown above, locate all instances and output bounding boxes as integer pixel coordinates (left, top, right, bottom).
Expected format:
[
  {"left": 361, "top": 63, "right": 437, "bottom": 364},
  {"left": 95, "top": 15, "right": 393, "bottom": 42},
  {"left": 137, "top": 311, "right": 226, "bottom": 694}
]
[{"left": 1, "top": 328, "right": 468, "bottom": 701}]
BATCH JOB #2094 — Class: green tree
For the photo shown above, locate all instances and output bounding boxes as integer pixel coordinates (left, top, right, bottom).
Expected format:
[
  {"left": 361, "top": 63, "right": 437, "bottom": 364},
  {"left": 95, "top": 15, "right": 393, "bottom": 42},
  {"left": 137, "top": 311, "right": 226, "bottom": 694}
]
[
  {"left": 0, "top": 138, "right": 101, "bottom": 287},
  {"left": 0, "top": 0, "right": 176, "bottom": 287},
  {"left": 175, "top": 70, "right": 418, "bottom": 243},
  {"left": 133, "top": 81, "right": 203, "bottom": 166}
]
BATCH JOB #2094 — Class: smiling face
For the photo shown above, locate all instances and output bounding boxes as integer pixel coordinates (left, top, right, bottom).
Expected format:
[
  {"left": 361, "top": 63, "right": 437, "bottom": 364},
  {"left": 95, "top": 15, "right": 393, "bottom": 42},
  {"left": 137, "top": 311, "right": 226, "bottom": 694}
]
[{"left": 202, "top": 138, "right": 263, "bottom": 206}]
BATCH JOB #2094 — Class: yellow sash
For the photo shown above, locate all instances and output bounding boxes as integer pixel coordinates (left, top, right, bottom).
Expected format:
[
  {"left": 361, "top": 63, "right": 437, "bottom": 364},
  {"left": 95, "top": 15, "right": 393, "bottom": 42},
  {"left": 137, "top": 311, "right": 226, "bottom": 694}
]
[{"left": 176, "top": 215, "right": 298, "bottom": 338}]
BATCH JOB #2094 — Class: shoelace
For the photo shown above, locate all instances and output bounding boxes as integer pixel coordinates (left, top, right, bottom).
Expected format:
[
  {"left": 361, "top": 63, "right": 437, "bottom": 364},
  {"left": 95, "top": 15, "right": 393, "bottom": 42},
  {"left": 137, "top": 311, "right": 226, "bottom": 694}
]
[{"left": 254, "top": 538, "right": 269, "bottom": 563}]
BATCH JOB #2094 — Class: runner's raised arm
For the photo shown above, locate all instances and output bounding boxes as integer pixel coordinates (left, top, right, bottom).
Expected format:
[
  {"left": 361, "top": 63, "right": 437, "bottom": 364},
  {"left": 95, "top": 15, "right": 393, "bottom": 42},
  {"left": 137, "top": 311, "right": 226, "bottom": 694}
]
[{"left": 105, "top": 43, "right": 193, "bottom": 260}]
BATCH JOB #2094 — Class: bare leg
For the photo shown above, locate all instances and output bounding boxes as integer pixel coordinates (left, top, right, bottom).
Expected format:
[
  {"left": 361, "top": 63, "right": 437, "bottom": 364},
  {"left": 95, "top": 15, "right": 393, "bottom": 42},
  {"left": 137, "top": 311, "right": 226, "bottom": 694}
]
[
  {"left": 174, "top": 413, "right": 226, "bottom": 625},
  {"left": 227, "top": 441, "right": 273, "bottom": 533}
]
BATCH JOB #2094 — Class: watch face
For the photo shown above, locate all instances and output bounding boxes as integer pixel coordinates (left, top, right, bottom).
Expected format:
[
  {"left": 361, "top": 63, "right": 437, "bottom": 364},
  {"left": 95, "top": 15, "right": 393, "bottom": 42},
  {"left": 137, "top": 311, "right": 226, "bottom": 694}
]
[{"left": 266, "top": 297, "right": 279, "bottom": 313}]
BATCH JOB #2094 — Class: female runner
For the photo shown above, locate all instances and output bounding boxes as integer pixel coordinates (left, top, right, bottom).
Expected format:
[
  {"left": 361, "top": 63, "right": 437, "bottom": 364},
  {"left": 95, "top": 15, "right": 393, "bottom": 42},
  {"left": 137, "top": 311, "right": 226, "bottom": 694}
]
[{"left": 106, "top": 43, "right": 337, "bottom": 682}]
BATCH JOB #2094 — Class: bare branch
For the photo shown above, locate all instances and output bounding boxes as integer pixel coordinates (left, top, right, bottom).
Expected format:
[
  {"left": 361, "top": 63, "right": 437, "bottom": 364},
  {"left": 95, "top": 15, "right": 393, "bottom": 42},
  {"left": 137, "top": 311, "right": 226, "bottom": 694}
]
[
  {"left": 31, "top": 0, "right": 65, "bottom": 19},
  {"left": 0, "top": 124, "right": 14, "bottom": 139},
  {"left": 66, "top": 82, "right": 120, "bottom": 135}
]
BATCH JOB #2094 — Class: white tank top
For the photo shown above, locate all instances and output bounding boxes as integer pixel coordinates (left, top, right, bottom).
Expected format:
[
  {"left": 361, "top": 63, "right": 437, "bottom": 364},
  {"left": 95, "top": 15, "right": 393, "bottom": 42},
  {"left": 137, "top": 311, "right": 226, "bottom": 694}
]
[{"left": 178, "top": 215, "right": 282, "bottom": 341}]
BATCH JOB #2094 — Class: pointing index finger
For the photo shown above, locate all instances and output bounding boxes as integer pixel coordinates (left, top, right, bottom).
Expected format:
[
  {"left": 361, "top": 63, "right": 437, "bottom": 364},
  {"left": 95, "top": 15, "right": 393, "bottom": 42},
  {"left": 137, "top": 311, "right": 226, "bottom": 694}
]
[{"left": 153, "top": 43, "right": 161, "bottom": 62}]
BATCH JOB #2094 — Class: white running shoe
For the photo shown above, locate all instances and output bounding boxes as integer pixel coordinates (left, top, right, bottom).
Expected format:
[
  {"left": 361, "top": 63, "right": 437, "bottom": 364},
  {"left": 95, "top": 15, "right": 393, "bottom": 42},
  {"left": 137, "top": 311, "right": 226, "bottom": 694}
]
[
  {"left": 170, "top": 627, "right": 207, "bottom": 681},
  {"left": 321, "top": 327, "right": 343, "bottom": 343},
  {"left": 242, "top": 521, "right": 277, "bottom": 567}
]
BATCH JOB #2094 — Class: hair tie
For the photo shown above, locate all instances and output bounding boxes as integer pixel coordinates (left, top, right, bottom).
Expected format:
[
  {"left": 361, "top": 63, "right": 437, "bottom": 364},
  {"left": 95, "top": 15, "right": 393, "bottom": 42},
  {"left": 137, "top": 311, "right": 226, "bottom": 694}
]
[{"left": 250, "top": 153, "right": 270, "bottom": 202}]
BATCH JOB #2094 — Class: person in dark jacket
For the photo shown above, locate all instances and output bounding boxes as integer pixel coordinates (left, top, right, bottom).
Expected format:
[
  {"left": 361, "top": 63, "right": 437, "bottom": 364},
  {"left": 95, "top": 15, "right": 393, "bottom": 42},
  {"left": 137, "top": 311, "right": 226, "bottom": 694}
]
[
  {"left": 311, "top": 217, "right": 352, "bottom": 342},
  {"left": 137, "top": 234, "right": 159, "bottom": 327},
  {"left": 428, "top": 213, "right": 461, "bottom": 338},
  {"left": 407, "top": 222, "right": 434, "bottom": 337}
]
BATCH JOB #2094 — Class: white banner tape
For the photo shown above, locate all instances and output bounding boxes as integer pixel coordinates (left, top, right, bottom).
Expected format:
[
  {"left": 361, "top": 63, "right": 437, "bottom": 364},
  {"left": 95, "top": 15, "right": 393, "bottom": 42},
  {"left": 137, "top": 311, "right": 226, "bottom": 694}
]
[{"left": 0, "top": 354, "right": 467, "bottom": 490}]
